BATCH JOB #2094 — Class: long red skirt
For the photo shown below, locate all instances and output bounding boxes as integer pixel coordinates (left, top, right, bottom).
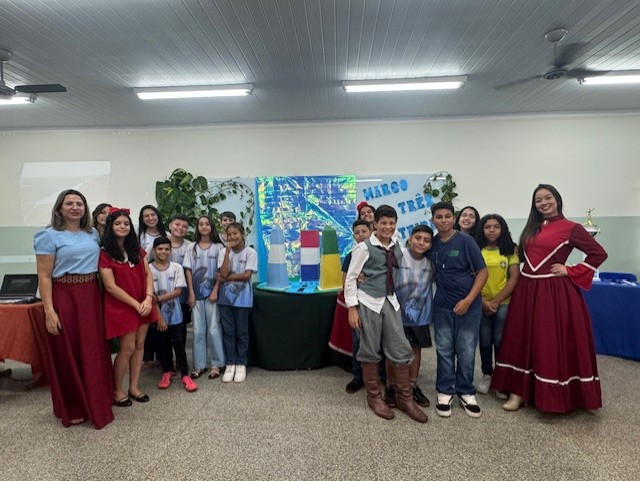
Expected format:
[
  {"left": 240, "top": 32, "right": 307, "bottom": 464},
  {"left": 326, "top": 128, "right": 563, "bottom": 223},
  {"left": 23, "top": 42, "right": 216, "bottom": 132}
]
[
  {"left": 328, "top": 291, "right": 354, "bottom": 356},
  {"left": 491, "top": 276, "right": 602, "bottom": 413},
  {"left": 42, "top": 280, "right": 114, "bottom": 429}
]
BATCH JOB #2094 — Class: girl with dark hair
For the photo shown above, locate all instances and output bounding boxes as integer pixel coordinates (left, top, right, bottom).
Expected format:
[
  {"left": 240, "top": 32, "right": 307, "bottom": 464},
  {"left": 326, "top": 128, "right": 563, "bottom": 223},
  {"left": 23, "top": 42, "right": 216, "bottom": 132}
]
[
  {"left": 34, "top": 189, "right": 114, "bottom": 429},
  {"left": 218, "top": 222, "right": 258, "bottom": 383},
  {"left": 492, "top": 185, "right": 607, "bottom": 413},
  {"left": 357, "top": 202, "right": 375, "bottom": 226},
  {"left": 474, "top": 214, "right": 519, "bottom": 397},
  {"left": 100, "top": 207, "right": 157, "bottom": 406},
  {"left": 183, "top": 215, "right": 225, "bottom": 379},
  {"left": 454, "top": 206, "right": 480, "bottom": 239},
  {"left": 138, "top": 205, "right": 166, "bottom": 367},
  {"left": 138, "top": 205, "right": 167, "bottom": 255},
  {"left": 91, "top": 203, "right": 112, "bottom": 239}
]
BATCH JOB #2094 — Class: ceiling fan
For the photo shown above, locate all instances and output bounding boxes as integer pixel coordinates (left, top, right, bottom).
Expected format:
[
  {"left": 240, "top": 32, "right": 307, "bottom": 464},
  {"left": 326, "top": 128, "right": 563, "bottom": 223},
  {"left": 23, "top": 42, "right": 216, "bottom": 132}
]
[
  {"left": 0, "top": 48, "right": 67, "bottom": 101},
  {"left": 494, "top": 28, "right": 610, "bottom": 91}
]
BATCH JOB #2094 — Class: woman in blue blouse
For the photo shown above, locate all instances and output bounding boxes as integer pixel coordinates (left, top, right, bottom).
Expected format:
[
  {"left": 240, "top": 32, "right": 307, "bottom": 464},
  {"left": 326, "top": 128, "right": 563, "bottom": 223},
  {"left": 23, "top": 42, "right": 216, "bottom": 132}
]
[{"left": 34, "top": 189, "right": 114, "bottom": 429}]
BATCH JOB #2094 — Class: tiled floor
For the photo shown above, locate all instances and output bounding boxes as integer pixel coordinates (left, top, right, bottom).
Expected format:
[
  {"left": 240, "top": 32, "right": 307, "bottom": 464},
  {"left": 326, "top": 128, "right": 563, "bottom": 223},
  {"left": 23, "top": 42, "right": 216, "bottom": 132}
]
[{"left": 1, "top": 350, "right": 638, "bottom": 481}]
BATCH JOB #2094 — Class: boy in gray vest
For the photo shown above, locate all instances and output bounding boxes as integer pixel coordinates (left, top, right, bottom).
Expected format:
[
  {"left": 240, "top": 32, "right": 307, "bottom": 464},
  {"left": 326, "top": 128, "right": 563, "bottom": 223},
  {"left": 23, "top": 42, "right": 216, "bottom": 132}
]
[{"left": 345, "top": 204, "right": 427, "bottom": 423}]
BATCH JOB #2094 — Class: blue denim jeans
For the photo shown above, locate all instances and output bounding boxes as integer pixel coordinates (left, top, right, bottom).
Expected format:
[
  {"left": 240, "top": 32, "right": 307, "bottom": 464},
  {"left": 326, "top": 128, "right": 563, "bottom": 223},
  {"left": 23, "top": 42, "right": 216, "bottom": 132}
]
[
  {"left": 219, "top": 305, "right": 250, "bottom": 366},
  {"left": 433, "top": 304, "right": 482, "bottom": 395},
  {"left": 479, "top": 304, "right": 508, "bottom": 375},
  {"left": 192, "top": 299, "right": 225, "bottom": 370}
]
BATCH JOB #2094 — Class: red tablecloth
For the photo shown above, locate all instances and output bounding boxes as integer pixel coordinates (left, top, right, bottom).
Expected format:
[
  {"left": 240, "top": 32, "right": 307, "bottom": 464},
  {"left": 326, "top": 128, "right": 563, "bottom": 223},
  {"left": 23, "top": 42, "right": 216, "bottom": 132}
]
[{"left": 0, "top": 302, "right": 48, "bottom": 386}]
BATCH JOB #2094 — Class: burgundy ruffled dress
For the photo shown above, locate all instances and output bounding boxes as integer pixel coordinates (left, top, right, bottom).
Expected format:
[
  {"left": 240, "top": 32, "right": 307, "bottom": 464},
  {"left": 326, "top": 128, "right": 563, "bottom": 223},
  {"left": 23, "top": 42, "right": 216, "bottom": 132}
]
[{"left": 491, "top": 215, "right": 607, "bottom": 413}]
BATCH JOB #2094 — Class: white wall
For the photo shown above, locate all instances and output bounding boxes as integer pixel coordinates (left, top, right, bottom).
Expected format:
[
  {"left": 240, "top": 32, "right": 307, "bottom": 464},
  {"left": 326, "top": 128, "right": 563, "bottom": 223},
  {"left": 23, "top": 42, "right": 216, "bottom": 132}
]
[
  {"left": 1, "top": 113, "right": 639, "bottom": 226},
  {"left": 1, "top": 112, "right": 638, "bottom": 275}
]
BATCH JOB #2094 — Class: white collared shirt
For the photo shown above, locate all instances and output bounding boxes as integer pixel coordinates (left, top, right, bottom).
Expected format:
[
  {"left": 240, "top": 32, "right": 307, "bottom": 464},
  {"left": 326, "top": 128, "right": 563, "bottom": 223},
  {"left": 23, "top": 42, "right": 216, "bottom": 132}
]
[{"left": 344, "top": 233, "right": 400, "bottom": 313}]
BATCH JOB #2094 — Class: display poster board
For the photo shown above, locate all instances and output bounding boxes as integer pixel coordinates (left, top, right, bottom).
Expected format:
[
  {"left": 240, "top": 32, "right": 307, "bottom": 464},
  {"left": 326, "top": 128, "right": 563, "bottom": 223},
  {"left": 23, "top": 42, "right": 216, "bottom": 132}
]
[
  {"left": 255, "top": 176, "right": 356, "bottom": 281},
  {"left": 356, "top": 174, "right": 436, "bottom": 239}
]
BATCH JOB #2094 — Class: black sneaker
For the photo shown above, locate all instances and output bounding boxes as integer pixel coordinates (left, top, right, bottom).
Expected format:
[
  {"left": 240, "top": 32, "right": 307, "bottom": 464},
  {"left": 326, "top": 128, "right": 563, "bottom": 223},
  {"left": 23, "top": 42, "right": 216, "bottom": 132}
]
[
  {"left": 345, "top": 377, "right": 364, "bottom": 394},
  {"left": 412, "top": 385, "right": 430, "bottom": 407},
  {"left": 459, "top": 394, "right": 482, "bottom": 418},
  {"left": 435, "top": 393, "right": 453, "bottom": 418},
  {"left": 383, "top": 386, "right": 397, "bottom": 408}
]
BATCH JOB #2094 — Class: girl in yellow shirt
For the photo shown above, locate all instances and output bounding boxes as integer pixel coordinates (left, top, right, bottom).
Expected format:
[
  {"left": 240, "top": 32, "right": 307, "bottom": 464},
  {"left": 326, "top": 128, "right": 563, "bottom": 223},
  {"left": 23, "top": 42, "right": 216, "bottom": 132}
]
[{"left": 475, "top": 214, "right": 520, "bottom": 396}]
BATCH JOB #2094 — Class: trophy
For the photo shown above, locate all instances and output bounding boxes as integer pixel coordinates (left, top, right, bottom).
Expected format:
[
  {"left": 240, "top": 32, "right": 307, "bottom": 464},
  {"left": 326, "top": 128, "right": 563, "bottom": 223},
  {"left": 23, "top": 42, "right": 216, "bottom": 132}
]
[
  {"left": 582, "top": 208, "right": 601, "bottom": 237},
  {"left": 582, "top": 208, "right": 601, "bottom": 280}
]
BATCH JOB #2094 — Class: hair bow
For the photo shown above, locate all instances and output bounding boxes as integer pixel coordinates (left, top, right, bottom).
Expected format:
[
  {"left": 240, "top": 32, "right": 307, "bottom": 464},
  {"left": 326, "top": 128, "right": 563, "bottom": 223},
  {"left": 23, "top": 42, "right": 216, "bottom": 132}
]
[
  {"left": 357, "top": 201, "right": 372, "bottom": 212},
  {"left": 108, "top": 207, "right": 130, "bottom": 216}
]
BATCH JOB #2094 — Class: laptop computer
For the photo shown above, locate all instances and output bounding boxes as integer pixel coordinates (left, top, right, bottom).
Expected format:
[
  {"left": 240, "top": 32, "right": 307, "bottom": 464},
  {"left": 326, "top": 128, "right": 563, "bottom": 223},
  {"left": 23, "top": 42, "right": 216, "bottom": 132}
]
[{"left": 0, "top": 274, "right": 39, "bottom": 304}]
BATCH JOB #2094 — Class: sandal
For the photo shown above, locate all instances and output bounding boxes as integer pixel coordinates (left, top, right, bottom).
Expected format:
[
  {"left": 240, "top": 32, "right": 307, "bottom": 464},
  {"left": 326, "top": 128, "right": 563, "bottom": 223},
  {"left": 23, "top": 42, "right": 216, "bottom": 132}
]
[
  {"left": 128, "top": 391, "right": 150, "bottom": 403},
  {"left": 208, "top": 368, "right": 221, "bottom": 379},
  {"left": 190, "top": 369, "right": 206, "bottom": 379},
  {"left": 114, "top": 397, "right": 132, "bottom": 407}
]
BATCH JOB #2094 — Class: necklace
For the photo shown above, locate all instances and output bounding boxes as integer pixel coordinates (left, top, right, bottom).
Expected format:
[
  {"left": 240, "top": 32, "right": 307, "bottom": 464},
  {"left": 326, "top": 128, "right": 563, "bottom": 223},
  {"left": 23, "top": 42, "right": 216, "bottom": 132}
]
[{"left": 436, "top": 232, "right": 457, "bottom": 270}]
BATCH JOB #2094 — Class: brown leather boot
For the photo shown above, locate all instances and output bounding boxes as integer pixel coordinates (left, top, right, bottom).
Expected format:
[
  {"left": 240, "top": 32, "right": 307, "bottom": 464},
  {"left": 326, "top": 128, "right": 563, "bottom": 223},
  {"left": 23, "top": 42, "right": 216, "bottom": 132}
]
[
  {"left": 362, "top": 362, "right": 394, "bottom": 420},
  {"left": 393, "top": 364, "right": 428, "bottom": 423}
]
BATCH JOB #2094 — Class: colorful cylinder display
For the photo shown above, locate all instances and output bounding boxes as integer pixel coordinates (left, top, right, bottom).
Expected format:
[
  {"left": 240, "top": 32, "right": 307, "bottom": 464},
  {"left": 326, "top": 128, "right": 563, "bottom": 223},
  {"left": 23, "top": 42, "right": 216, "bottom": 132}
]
[
  {"left": 319, "top": 226, "right": 342, "bottom": 290},
  {"left": 266, "top": 225, "right": 289, "bottom": 289},
  {"left": 300, "top": 230, "right": 320, "bottom": 281}
]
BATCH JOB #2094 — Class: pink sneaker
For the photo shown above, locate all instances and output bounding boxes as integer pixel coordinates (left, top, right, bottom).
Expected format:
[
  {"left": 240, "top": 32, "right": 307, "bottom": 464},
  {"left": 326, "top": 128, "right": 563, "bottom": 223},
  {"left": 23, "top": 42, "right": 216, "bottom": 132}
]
[
  {"left": 157, "top": 372, "right": 172, "bottom": 389},
  {"left": 181, "top": 375, "right": 198, "bottom": 392}
]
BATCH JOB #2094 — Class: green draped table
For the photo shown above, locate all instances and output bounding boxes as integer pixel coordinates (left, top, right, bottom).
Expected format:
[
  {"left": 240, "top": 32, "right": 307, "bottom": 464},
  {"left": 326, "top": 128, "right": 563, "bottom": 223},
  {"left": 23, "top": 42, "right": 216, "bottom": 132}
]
[{"left": 249, "top": 285, "right": 349, "bottom": 370}]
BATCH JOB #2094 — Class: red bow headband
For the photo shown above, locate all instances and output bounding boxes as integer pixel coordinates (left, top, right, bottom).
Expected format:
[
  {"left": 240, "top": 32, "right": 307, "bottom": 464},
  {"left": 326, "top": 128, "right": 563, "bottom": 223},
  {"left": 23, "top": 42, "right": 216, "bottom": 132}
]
[
  {"left": 357, "top": 201, "right": 373, "bottom": 213},
  {"left": 108, "top": 207, "right": 130, "bottom": 216}
]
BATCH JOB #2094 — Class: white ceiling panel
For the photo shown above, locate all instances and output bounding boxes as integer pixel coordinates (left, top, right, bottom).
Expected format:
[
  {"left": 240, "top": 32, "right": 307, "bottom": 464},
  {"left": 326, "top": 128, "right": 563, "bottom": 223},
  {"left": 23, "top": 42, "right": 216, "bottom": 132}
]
[{"left": 1, "top": 0, "right": 639, "bottom": 129}]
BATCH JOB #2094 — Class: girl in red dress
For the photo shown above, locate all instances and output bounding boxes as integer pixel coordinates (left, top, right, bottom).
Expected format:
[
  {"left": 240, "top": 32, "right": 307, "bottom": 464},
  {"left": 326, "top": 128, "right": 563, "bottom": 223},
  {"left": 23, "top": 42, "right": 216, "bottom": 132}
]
[
  {"left": 492, "top": 184, "right": 607, "bottom": 413},
  {"left": 99, "top": 208, "right": 157, "bottom": 406}
]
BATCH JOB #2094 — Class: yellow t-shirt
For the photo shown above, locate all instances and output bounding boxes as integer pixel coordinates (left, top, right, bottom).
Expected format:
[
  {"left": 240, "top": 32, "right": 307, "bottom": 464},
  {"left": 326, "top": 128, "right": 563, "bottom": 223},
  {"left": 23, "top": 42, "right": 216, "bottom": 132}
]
[{"left": 480, "top": 247, "right": 519, "bottom": 304}]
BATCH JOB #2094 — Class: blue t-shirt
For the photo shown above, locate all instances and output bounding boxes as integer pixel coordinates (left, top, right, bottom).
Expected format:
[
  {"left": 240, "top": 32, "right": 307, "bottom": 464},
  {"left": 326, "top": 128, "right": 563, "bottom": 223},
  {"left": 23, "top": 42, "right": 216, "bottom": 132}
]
[
  {"left": 170, "top": 239, "right": 192, "bottom": 303},
  {"left": 183, "top": 243, "right": 224, "bottom": 300},
  {"left": 427, "top": 231, "right": 486, "bottom": 310},
  {"left": 341, "top": 251, "right": 353, "bottom": 273},
  {"left": 217, "top": 246, "right": 258, "bottom": 308},
  {"left": 33, "top": 227, "right": 101, "bottom": 278},
  {"left": 395, "top": 248, "right": 434, "bottom": 326},
  {"left": 150, "top": 262, "right": 187, "bottom": 326}
]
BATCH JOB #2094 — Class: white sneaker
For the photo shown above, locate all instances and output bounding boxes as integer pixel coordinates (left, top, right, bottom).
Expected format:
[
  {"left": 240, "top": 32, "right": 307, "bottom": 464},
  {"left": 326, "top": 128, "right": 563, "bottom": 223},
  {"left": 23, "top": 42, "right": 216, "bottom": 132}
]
[
  {"left": 233, "top": 365, "right": 246, "bottom": 383},
  {"left": 459, "top": 394, "right": 482, "bottom": 418},
  {"left": 222, "top": 365, "right": 236, "bottom": 383},
  {"left": 477, "top": 374, "right": 492, "bottom": 394},
  {"left": 435, "top": 393, "right": 453, "bottom": 418}
]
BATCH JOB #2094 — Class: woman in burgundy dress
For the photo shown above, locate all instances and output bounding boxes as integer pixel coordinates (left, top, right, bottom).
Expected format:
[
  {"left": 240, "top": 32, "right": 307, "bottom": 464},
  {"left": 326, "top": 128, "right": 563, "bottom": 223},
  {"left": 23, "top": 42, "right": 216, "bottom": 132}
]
[
  {"left": 492, "top": 184, "right": 607, "bottom": 413},
  {"left": 34, "top": 190, "right": 114, "bottom": 429}
]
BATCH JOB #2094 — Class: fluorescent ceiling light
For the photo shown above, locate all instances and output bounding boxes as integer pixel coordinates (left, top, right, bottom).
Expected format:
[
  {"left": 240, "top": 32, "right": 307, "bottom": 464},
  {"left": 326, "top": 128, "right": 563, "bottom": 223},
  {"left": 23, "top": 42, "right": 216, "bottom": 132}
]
[
  {"left": 134, "top": 84, "right": 254, "bottom": 100},
  {"left": 342, "top": 76, "right": 466, "bottom": 93},
  {"left": 0, "top": 93, "right": 36, "bottom": 105},
  {"left": 579, "top": 72, "right": 640, "bottom": 85}
]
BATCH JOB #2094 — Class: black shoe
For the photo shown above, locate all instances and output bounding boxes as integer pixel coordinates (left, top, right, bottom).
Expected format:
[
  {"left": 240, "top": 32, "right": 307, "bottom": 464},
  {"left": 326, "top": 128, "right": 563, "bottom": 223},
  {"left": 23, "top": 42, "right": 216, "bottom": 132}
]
[
  {"left": 435, "top": 393, "right": 453, "bottom": 418},
  {"left": 114, "top": 397, "right": 132, "bottom": 407},
  {"left": 412, "top": 385, "right": 430, "bottom": 407},
  {"left": 345, "top": 377, "right": 364, "bottom": 394},
  {"left": 458, "top": 394, "right": 482, "bottom": 418},
  {"left": 383, "top": 386, "right": 397, "bottom": 408},
  {"left": 128, "top": 391, "right": 150, "bottom": 403}
]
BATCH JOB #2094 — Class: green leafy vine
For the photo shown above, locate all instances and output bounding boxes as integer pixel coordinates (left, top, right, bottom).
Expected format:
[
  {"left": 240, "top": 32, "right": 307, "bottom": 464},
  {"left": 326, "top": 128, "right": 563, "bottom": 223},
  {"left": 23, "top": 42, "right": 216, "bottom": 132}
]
[
  {"left": 156, "top": 168, "right": 255, "bottom": 238},
  {"left": 423, "top": 171, "right": 458, "bottom": 205}
]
